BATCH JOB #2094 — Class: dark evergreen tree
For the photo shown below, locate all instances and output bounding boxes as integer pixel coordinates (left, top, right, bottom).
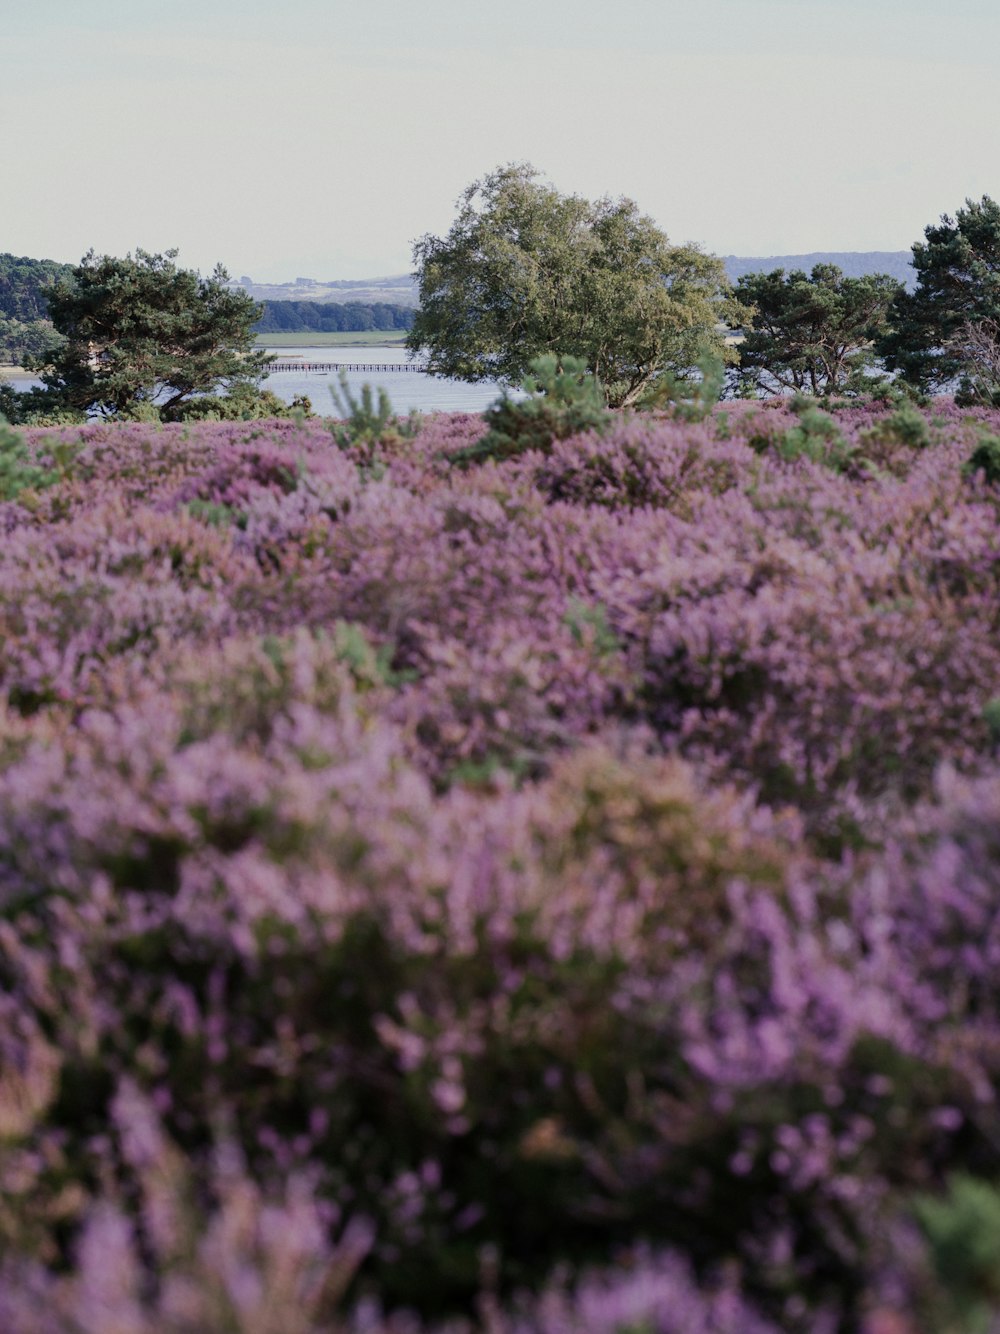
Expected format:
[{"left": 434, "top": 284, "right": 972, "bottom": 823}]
[
  {"left": 32, "top": 249, "right": 271, "bottom": 419},
  {"left": 732, "top": 264, "right": 902, "bottom": 396},
  {"left": 879, "top": 196, "right": 1000, "bottom": 401}
]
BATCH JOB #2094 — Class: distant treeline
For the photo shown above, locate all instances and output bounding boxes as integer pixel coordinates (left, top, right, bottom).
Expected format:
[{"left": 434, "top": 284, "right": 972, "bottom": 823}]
[
  {"left": 0, "top": 252, "right": 72, "bottom": 322},
  {"left": 253, "top": 300, "right": 416, "bottom": 334},
  {"left": 0, "top": 252, "right": 72, "bottom": 364}
]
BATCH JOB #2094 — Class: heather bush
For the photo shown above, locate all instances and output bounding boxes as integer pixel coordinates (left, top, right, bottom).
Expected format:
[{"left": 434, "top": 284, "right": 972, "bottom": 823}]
[
  {"left": 0, "top": 702, "right": 801, "bottom": 1303},
  {"left": 0, "top": 1084, "right": 374, "bottom": 1334},
  {"left": 3, "top": 403, "right": 1000, "bottom": 1328},
  {"left": 535, "top": 417, "right": 752, "bottom": 511}
]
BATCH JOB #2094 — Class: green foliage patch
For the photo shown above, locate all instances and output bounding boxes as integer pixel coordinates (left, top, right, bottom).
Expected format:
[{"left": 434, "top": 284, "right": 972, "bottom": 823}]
[
  {"left": 964, "top": 433, "right": 1000, "bottom": 485},
  {"left": 327, "top": 370, "right": 421, "bottom": 457},
  {"left": 779, "top": 396, "right": 855, "bottom": 472},
  {"left": 451, "top": 354, "right": 611, "bottom": 467},
  {"left": 0, "top": 418, "right": 77, "bottom": 502}
]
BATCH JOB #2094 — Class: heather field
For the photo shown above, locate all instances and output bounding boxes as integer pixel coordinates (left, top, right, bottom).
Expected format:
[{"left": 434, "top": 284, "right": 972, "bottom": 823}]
[{"left": 5, "top": 400, "right": 1000, "bottom": 1331}]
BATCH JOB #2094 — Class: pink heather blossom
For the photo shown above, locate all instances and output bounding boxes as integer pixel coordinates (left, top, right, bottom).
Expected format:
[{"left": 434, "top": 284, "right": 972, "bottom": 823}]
[{"left": 0, "top": 401, "right": 998, "bottom": 1329}]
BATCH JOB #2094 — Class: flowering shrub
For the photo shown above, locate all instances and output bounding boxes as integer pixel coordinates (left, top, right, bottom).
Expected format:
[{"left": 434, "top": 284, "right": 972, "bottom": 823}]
[
  {"left": 535, "top": 417, "right": 750, "bottom": 511},
  {"left": 2, "top": 401, "right": 1000, "bottom": 1328}
]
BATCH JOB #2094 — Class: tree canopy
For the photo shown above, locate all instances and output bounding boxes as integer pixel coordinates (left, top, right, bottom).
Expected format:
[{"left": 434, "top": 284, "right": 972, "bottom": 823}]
[
  {"left": 24, "top": 249, "right": 271, "bottom": 420},
  {"left": 0, "top": 252, "right": 72, "bottom": 324},
  {"left": 407, "top": 164, "right": 740, "bottom": 408},
  {"left": 732, "top": 264, "right": 902, "bottom": 397},
  {"left": 0, "top": 315, "right": 63, "bottom": 368},
  {"left": 0, "top": 251, "right": 72, "bottom": 368},
  {"left": 878, "top": 195, "right": 1000, "bottom": 401}
]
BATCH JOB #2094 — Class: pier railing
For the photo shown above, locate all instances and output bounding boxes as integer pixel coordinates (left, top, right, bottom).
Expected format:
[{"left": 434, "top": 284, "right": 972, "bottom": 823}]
[{"left": 268, "top": 361, "right": 429, "bottom": 374}]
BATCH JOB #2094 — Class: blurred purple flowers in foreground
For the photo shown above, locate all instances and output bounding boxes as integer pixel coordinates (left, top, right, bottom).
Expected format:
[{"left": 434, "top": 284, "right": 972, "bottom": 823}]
[{"left": 3, "top": 401, "right": 1000, "bottom": 1329}]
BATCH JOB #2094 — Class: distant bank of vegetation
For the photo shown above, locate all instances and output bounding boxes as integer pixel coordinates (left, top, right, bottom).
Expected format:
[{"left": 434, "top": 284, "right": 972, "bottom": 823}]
[
  {"left": 255, "top": 329, "right": 408, "bottom": 347},
  {"left": 256, "top": 300, "right": 416, "bottom": 336},
  {"left": 252, "top": 298, "right": 415, "bottom": 335},
  {"left": 0, "top": 252, "right": 72, "bottom": 364}
]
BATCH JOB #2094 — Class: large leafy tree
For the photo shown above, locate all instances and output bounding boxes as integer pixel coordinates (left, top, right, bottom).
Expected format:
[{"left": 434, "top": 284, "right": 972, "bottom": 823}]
[
  {"left": 731, "top": 264, "right": 902, "bottom": 397},
  {"left": 407, "top": 164, "right": 739, "bottom": 408},
  {"left": 878, "top": 195, "right": 1000, "bottom": 401},
  {"left": 28, "top": 249, "right": 271, "bottom": 419}
]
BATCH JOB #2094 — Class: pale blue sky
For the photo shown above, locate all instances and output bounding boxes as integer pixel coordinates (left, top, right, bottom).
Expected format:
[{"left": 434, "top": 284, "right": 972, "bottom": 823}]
[{"left": 3, "top": 0, "right": 998, "bottom": 280}]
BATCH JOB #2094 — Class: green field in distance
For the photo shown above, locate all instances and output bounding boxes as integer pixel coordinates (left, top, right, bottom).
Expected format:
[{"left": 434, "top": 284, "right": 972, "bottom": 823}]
[{"left": 256, "top": 330, "right": 409, "bottom": 348}]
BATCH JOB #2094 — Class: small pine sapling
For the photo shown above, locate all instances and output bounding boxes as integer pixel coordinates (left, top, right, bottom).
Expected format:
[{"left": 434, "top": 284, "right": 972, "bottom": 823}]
[
  {"left": 450, "top": 354, "right": 610, "bottom": 467},
  {"left": 327, "top": 371, "right": 420, "bottom": 459}
]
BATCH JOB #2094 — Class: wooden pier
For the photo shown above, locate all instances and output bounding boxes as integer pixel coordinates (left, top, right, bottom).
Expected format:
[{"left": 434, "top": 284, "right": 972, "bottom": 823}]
[{"left": 268, "top": 360, "right": 428, "bottom": 374}]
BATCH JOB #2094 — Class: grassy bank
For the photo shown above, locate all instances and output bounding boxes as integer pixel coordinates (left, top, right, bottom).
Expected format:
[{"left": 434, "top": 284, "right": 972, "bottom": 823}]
[{"left": 256, "top": 329, "right": 409, "bottom": 348}]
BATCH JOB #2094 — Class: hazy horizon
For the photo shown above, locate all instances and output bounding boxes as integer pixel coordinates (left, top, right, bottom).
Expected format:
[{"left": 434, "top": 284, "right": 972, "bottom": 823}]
[
  {"left": 224, "top": 249, "right": 914, "bottom": 291},
  {"left": 3, "top": 0, "right": 997, "bottom": 282}
]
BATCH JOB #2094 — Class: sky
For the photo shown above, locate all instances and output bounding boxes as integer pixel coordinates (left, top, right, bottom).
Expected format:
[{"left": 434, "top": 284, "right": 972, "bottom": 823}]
[{"left": 3, "top": 0, "right": 999, "bottom": 282}]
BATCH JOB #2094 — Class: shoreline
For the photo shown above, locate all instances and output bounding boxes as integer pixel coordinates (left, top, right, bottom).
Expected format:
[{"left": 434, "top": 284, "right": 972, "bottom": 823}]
[
  {"left": 255, "top": 336, "right": 408, "bottom": 350},
  {"left": 0, "top": 366, "right": 39, "bottom": 381}
]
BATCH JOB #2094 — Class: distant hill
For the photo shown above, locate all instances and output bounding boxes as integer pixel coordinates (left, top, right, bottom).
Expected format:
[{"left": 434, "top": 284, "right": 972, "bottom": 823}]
[
  {"left": 234, "top": 252, "right": 917, "bottom": 304},
  {"left": 722, "top": 252, "right": 915, "bottom": 289}
]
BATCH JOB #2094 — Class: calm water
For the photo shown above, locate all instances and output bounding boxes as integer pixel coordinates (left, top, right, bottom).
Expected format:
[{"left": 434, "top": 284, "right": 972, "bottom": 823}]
[
  {"left": 4, "top": 347, "right": 515, "bottom": 415},
  {"left": 262, "top": 346, "right": 514, "bottom": 414}
]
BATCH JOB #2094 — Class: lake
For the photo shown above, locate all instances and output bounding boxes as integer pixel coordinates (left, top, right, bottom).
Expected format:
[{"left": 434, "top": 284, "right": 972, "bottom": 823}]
[{"left": 3, "top": 347, "right": 516, "bottom": 415}]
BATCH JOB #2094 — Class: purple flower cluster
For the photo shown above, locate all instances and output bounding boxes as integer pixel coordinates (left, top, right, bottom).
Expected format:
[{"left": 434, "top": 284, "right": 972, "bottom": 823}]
[{"left": 2, "top": 402, "right": 1000, "bottom": 1328}]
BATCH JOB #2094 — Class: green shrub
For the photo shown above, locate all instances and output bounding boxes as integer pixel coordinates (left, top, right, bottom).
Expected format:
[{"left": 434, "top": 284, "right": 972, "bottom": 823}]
[
  {"left": 964, "top": 434, "right": 1000, "bottom": 485},
  {"left": 120, "top": 399, "right": 164, "bottom": 423},
  {"left": 0, "top": 418, "right": 77, "bottom": 502},
  {"left": 327, "top": 371, "right": 420, "bottom": 456},
  {"left": 184, "top": 499, "right": 245, "bottom": 529},
  {"left": 562, "top": 597, "right": 621, "bottom": 658},
  {"left": 451, "top": 354, "right": 611, "bottom": 468},
  {"left": 164, "top": 385, "right": 312, "bottom": 423},
  {"left": 983, "top": 698, "right": 1000, "bottom": 744},
  {"left": 637, "top": 350, "right": 726, "bottom": 422},
  {"left": 0, "top": 383, "right": 85, "bottom": 427},
  {"left": 780, "top": 396, "right": 855, "bottom": 472},
  {"left": 913, "top": 1176, "right": 1000, "bottom": 1332},
  {"left": 869, "top": 380, "right": 932, "bottom": 408},
  {"left": 873, "top": 401, "right": 932, "bottom": 450}
]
